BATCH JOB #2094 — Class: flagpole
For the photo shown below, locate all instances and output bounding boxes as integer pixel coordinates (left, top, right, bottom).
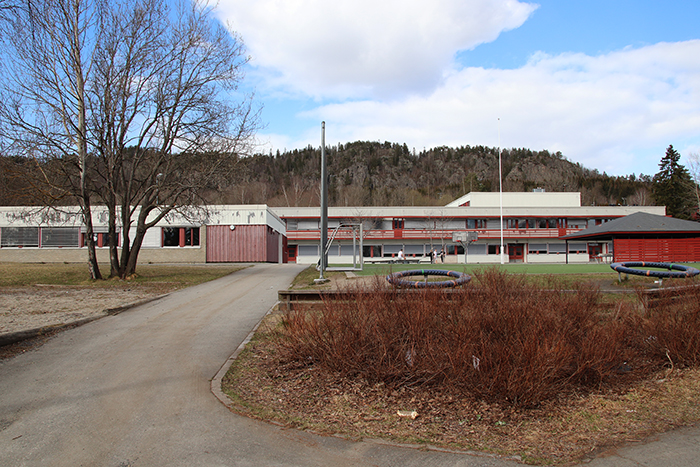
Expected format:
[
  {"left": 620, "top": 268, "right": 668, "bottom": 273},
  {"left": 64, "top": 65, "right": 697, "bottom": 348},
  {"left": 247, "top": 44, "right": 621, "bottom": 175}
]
[{"left": 498, "top": 118, "right": 504, "bottom": 265}]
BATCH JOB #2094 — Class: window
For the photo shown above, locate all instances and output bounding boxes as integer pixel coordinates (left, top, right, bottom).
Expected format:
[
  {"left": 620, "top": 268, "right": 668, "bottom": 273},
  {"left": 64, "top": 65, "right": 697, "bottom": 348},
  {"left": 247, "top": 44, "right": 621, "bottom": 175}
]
[
  {"left": 467, "top": 244, "right": 486, "bottom": 255},
  {"left": 298, "top": 245, "right": 319, "bottom": 256},
  {"left": 40, "top": 227, "right": 80, "bottom": 247},
  {"left": 1, "top": 227, "right": 39, "bottom": 247},
  {"left": 507, "top": 219, "right": 518, "bottom": 229},
  {"left": 488, "top": 244, "right": 501, "bottom": 255},
  {"left": 392, "top": 218, "right": 405, "bottom": 229},
  {"left": 569, "top": 243, "right": 587, "bottom": 254},
  {"left": 549, "top": 243, "right": 567, "bottom": 254},
  {"left": 528, "top": 243, "right": 547, "bottom": 254},
  {"left": 383, "top": 244, "right": 402, "bottom": 257},
  {"left": 81, "top": 232, "right": 119, "bottom": 248},
  {"left": 467, "top": 218, "right": 487, "bottom": 229},
  {"left": 162, "top": 227, "right": 200, "bottom": 247},
  {"left": 363, "top": 245, "right": 379, "bottom": 257},
  {"left": 447, "top": 244, "right": 464, "bottom": 255}
]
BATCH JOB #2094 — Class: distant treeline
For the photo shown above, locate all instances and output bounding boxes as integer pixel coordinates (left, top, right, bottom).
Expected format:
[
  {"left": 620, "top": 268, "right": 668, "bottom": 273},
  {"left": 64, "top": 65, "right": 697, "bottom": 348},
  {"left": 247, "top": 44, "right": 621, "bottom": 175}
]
[{"left": 1, "top": 141, "right": 654, "bottom": 208}]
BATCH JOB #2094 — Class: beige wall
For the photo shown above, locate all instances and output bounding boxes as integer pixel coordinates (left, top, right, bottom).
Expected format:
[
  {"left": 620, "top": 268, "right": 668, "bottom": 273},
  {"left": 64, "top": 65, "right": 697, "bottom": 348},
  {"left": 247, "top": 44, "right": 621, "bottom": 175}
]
[{"left": 0, "top": 227, "right": 207, "bottom": 264}]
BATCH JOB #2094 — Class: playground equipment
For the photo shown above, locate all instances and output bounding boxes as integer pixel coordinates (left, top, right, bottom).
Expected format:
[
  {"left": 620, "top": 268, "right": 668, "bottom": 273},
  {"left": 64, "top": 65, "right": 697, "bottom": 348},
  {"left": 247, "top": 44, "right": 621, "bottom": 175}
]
[
  {"left": 386, "top": 269, "right": 471, "bottom": 288},
  {"left": 610, "top": 261, "right": 700, "bottom": 285}
]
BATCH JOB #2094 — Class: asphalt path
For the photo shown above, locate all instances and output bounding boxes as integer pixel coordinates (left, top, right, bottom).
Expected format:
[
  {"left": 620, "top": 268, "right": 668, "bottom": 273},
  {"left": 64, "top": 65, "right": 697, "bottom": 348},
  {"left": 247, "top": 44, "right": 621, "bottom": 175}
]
[{"left": 1, "top": 263, "right": 698, "bottom": 467}]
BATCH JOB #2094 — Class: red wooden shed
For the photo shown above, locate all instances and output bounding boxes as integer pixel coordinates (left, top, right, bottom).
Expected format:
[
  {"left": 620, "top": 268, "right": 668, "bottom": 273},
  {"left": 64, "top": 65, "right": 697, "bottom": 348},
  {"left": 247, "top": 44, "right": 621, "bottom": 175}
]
[{"left": 563, "top": 212, "right": 700, "bottom": 263}]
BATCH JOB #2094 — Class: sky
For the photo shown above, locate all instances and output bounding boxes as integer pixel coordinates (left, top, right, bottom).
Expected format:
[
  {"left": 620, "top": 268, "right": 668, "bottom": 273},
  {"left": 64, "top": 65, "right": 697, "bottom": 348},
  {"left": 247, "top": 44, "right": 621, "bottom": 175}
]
[{"left": 214, "top": 0, "right": 700, "bottom": 177}]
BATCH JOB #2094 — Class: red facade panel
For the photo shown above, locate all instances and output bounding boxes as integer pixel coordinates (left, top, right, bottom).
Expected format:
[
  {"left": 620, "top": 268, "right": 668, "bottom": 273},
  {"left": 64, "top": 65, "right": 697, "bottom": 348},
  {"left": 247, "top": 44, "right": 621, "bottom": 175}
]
[
  {"left": 266, "top": 227, "right": 280, "bottom": 263},
  {"left": 613, "top": 238, "right": 700, "bottom": 262},
  {"left": 206, "top": 225, "right": 272, "bottom": 262}
]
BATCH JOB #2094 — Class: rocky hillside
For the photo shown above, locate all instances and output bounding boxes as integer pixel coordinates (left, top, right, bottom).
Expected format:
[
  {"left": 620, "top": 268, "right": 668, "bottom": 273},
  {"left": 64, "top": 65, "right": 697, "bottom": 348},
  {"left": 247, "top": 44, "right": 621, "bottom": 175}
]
[{"left": 207, "top": 141, "right": 653, "bottom": 208}]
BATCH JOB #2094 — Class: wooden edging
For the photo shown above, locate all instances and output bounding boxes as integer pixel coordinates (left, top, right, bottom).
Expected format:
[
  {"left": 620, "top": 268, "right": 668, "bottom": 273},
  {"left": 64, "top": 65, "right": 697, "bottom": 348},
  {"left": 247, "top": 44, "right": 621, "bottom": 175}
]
[{"left": 278, "top": 284, "right": 700, "bottom": 312}]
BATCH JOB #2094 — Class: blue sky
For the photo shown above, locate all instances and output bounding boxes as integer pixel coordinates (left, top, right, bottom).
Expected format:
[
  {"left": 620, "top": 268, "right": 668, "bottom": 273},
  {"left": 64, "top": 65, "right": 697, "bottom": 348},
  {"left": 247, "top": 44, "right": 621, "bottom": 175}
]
[{"left": 215, "top": 0, "right": 700, "bottom": 177}]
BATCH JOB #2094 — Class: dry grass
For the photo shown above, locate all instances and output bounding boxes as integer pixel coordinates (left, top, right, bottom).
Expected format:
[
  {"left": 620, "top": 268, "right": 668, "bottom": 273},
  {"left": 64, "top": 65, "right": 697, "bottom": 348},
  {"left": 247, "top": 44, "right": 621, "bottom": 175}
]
[{"left": 223, "top": 269, "right": 700, "bottom": 464}]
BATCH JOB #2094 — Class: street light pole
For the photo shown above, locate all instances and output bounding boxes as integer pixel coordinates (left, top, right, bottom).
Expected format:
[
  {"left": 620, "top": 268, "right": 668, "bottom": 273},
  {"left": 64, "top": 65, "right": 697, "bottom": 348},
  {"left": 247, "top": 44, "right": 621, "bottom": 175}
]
[{"left": 318, "top": 121, "right": 328, "bottom": 281}]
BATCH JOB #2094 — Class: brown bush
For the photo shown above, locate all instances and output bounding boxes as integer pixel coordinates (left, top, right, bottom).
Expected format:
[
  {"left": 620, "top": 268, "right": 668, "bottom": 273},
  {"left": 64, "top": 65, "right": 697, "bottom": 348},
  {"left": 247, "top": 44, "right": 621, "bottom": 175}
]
[
  {"left": 278, "top": 270, "right": 700, "bottom": 407},
  {"left": 640, "top": 285, "right": 700, "bottom": 368}
]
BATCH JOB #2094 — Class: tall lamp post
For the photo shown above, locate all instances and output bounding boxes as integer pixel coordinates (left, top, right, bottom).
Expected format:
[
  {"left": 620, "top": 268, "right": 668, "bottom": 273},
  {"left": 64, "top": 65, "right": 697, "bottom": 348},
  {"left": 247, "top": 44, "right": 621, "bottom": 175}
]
[{"left": 317, "top": 121, "right": 329, "bottom": 282}]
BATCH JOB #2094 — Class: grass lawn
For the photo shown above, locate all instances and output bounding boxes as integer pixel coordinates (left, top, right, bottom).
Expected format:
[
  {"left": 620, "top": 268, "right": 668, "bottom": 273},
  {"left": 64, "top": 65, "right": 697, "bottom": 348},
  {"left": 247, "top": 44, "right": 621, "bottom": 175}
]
[
  {"left": 350, "top": 262, "right": 700, "bottom": 277},
  {"left": 0, "top": 262, "right": 245, "bottom": 288}
]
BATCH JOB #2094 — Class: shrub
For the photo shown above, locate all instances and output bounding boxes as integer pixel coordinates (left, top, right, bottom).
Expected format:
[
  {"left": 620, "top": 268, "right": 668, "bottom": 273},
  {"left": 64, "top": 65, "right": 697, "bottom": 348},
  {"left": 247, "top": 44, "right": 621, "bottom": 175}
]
[{"left": 278, "top": 270, "right": 698, "bottom": 407}]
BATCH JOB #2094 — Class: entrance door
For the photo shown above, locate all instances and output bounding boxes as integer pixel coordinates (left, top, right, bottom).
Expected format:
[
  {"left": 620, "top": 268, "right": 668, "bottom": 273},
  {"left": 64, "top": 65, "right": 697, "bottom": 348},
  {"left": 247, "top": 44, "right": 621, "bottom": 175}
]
[
  {"left": 508, "top": 244, "right": 524, "bottom": 263},
  {"left": 287, "top": 245, "right": 298, "bottom": 263},
  {"left": 588, "top": 244, "right": 602, "bottom": 262}
]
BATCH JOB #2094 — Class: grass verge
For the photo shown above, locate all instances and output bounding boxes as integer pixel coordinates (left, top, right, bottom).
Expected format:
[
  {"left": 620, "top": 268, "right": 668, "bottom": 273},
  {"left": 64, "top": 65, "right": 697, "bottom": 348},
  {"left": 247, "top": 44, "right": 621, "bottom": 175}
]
[{"left": 0, "top": 262, "right": 245, "bottom": 288}]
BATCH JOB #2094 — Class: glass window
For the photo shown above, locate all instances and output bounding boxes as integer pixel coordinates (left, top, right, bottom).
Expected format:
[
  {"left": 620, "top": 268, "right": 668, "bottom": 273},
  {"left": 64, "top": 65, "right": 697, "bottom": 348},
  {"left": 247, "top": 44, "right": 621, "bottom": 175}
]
[
  {"left": 1, "top": 227, "right": 39, "bottom": 247},
  {"left": 298, "top": 245, "right": 319, "bottom": 256},
  {"left": 447, "top": 244, "right": 464, "bottom": 255},
  {"left": 41, "top": 227, "right": 80, "bottom": 247},
  {"left": 569, "top": 243, "right": 587, "bottom": 254},
  {"left": 549, "top": 243, "right": 567, "bottom": 253},
  {"left": 163, "top": 227, "right": 180, "bottom": 246},
  {"left": 528, "top": 243, "right": 547, "bottom": 254},
  {"left": 468, "top": 243, "right": 486, "bottom": 255},
  {"left": 488, "top": 244, "right": 501, "bottom": 255},
  {"left": 162, "top": 227, "right": 199, "bottom": 247}
]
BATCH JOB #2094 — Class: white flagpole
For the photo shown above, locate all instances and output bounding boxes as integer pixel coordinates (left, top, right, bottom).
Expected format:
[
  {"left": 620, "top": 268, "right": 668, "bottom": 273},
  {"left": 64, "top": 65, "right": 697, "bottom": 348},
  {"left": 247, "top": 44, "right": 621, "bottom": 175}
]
[{"left": 498, "top": 118, "right": 504, "bottom": 265}]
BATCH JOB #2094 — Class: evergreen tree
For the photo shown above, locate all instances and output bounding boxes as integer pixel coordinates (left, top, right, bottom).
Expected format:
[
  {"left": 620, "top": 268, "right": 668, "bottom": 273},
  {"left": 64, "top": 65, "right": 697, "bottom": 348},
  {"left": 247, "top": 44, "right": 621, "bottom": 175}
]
[{"left": 652, "top": 145, "right": 696, "bottom": 219}]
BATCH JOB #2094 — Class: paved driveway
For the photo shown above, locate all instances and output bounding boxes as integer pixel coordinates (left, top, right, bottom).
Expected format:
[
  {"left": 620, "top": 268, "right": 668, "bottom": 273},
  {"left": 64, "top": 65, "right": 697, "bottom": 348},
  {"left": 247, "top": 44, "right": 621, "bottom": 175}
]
[{"left": 1, "top": 263, "right": 698, "bottom": 467}]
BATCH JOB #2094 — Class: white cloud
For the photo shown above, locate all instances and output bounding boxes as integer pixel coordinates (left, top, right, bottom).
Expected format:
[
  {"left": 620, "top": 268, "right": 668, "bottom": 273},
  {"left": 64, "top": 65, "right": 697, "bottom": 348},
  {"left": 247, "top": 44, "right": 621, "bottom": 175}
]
[
  {"left": 289, "top": 40, "right": 700, "bottom": 175},
  {"left": 217, "top": 0, "right": 537, "bottom": 99}
]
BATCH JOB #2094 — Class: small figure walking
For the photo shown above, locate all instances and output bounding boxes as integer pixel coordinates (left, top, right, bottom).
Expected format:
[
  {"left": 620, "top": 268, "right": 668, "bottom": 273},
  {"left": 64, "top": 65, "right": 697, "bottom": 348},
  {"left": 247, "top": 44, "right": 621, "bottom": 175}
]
[
  {"left": 398, "top": 248, "right": 405, "bottom": 263},
  {"left": 440, "top": 248, "right": 445, "bottom": 263}
]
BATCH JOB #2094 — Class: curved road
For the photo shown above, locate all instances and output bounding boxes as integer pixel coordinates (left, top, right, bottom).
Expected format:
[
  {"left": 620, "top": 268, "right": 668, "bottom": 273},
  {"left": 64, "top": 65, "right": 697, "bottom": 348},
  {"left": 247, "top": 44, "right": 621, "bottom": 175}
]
[{"left": 1, "top": 263, "right": 698, "bottom": 466}]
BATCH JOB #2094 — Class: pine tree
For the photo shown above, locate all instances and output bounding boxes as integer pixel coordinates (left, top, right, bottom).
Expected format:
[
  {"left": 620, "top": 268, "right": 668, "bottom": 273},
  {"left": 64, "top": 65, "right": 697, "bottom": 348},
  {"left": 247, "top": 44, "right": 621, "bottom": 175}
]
[{"left": 652, "top": 145, "right": 696, "bottom": 219}]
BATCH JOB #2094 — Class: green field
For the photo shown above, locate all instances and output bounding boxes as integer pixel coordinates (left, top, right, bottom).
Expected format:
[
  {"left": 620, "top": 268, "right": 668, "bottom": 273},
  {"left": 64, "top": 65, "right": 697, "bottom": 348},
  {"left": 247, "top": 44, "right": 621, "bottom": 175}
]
[{"left": 337, "top": 262, "right": 700, "bottom": 277}]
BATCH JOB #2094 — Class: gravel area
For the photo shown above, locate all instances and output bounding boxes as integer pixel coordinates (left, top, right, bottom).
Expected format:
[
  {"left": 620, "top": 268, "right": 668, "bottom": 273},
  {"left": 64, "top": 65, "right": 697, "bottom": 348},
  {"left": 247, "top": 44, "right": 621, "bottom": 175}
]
[{"left": 0, "top": 286, "right": 165, "bottom": 335}]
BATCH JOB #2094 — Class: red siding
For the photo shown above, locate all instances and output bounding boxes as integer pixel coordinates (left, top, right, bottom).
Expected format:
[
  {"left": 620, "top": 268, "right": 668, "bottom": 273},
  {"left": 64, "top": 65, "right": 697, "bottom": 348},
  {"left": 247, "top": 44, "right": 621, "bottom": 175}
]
[
  {"left": 206, "top": 225, "right": 274, "bottom": 262},
  {"left": 613, "top": 238, "right": 700, "bottom": 262},
  {"left": 266, "top": 227, "right": 280, "bottom": 263}
]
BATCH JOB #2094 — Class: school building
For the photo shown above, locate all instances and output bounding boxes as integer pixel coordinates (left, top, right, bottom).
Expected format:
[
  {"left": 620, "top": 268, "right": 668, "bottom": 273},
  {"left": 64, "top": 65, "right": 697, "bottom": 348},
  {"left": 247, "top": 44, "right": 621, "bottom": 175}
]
[{"left": 0, "top": 191, "right": 670, "bottom": 265}]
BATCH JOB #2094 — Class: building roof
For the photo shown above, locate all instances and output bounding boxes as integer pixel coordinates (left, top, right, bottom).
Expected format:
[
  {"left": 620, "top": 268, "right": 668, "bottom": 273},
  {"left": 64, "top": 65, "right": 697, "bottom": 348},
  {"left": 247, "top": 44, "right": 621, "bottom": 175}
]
[{"left": 563, "top": 212, "right": 700, "bottom": 240}]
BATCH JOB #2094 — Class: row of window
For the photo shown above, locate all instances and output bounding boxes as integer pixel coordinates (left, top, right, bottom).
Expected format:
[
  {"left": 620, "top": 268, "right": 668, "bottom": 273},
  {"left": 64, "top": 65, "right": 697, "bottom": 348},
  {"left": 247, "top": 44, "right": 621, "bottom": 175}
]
[
  {"left": 0, "top": 227, "right": 199, "bottom": 248},
  {"left": 287, "top": 218, "right": 613, "bottom": 231},
  {"left": 294, "top": 242, "right": 596, "bottom": 257}
]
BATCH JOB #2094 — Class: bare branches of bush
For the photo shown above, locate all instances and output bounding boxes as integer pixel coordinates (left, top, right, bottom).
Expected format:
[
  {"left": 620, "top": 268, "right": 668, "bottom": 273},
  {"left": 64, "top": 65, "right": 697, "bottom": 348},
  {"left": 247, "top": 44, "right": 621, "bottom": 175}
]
[{"left": 279, "top": 270, "right": 700, "bottom": 407}]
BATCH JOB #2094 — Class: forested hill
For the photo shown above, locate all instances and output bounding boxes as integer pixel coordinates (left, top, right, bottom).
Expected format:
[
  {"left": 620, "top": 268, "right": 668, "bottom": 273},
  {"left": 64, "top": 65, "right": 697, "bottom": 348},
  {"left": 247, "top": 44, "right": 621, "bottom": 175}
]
[
  {"left": 0, "top": 141, "right": 654, "bottom": 207},
  {"left": 205, "top": 141, "right": 653, "bottom": 208}
]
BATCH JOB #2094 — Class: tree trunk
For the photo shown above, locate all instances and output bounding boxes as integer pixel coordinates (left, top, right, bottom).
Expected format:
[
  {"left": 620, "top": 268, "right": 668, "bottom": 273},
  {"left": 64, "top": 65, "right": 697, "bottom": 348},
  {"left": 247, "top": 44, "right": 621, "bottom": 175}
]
[
  {"left": 81, "top": 200, "right": 102, "bottom": 280},
  {"left": 105, "top": 197, "right": 120, "bottom": 277}
]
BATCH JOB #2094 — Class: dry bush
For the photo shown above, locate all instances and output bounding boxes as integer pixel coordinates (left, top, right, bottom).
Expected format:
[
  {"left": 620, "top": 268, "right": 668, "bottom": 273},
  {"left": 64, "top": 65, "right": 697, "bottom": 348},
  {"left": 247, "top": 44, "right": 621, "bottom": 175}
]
[
  {"left": 278, "top": 270, "right": 700, "bottom": 407},
  {"left": 640, "top": 285, "right": 700, "bottom": 368}
]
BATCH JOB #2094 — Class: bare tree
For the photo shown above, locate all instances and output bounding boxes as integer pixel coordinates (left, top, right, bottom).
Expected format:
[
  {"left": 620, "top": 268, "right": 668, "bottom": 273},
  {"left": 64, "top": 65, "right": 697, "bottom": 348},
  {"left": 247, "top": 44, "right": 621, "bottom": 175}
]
[
  {"left": 0, "top": 0, "right": 105, "bottom": 278},
  {"left": 91, "top": 0, "right": 258, "bottom": 278},
  {"left": 1, "top": 0, "right": 259, "bottom": 279},
  {"left": 686, "top": 152, "right": 700, "bottom": 216}
]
